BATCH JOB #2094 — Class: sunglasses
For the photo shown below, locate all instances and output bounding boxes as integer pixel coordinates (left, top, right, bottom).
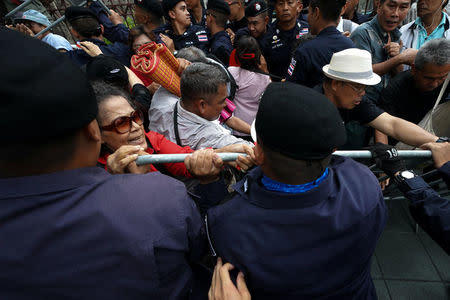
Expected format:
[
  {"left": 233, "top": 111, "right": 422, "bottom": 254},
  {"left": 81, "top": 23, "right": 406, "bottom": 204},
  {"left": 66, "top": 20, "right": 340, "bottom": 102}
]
[{"left": 101, "top": 110, "right": 144, "bottom": 134}]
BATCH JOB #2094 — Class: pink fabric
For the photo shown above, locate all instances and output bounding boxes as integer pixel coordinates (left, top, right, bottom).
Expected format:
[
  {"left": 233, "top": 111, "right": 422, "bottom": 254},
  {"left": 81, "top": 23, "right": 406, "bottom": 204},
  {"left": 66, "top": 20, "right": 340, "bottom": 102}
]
[
  {"left": 219, "top": 98, "right": 236, "bottom": 124},
  {"left": 227, "top": 67, "right": 271, "bottom": 133}
]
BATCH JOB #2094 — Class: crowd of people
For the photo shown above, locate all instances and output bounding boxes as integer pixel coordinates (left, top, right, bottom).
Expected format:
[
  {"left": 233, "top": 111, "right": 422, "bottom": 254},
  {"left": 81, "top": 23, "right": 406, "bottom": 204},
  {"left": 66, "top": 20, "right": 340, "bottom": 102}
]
[{"left": 1, "top": 0, "right": 449, "bottom": 298}]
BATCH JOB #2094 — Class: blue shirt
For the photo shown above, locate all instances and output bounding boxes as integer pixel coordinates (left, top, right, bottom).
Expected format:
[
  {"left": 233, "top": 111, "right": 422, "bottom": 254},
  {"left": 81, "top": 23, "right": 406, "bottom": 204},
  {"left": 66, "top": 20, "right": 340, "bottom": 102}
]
[
  {"left": 41, "top": 33, "right": 72, "bottom": 51},
  {"left": 260, "top": 19, "right": 309, "bottom": 80},
  {"left": 209, "top": 30, "right": 233, "bottom": 66},
  {"left": 65, "top": 38, "right": 131, "bottom": 67},
  {"left": 0, "top": 167, "right": 205, "bottom": 299},
  {"left": 89, "top": 1, "right": 130, "bottom": 44},
  {"left": 207, "top": 156, "right": 387, "bottom": 299},
  {"left": 416, "top": 12, "right": 447, "bottom": 48},
  {"left": 350, "top": 17, "right": 401, "bottom": 104},
  {"left": 287, "top": 26, "right": 355, "bottom": 87},
  {"left": 154, "top": 24, "right": 210, "bottom": 52}
]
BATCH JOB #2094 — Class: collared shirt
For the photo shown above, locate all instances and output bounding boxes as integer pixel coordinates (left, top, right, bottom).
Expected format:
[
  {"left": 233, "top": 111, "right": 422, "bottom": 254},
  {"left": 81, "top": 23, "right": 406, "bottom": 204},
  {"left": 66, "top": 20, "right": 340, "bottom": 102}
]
[
  {"left": 416, "top": 12, "right": 446, "bottom": 48},
  {"left": 286, "top": 25, "right": 354, "bottom": 87},
  {"left": 260, "top": 19, "right": 309, "bottom": 80},
  {"left": 148, "top": 86, "right": 180, "bottom": 133},
  {"left": 154, "top": 24, "right": 210, "bottom": 52},
  {"left": 400, "top": 12, "right": 450, "bottom": 49},
  {"left": 209, "top": 30, "right": 233, "bottom": 66},
  {"left": 0, "top": 167, "right": 205, "bottom": 299},
  {"left": 65, "top": 38, "right": 131, "bottom": 67},
  {"left": 350, "top": 16, "right": 401, "bottom": 103},
  {"left": 155, "top": 100, "right": 253, "bottom": 149},
  {"left": 207, "top": 156, "right": 387, "bottom": 299}
]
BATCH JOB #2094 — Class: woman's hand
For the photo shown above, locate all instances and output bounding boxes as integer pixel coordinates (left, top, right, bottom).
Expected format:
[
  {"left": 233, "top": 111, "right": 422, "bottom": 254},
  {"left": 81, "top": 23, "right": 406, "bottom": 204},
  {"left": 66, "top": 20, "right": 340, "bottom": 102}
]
[
  {"left": 79, "top": 41, "right": 103, "bottom": 57},
  {"left": 185, "top": 149, "right": 223, "bottom": 184},
  {"left": 106, "top": 145, "right": 148, "bottom": 174}
]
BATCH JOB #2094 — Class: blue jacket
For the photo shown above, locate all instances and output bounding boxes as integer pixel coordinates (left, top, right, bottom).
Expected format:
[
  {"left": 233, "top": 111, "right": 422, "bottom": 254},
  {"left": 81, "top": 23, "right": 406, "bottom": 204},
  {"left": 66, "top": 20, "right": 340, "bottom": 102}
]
[
  {"left": 207, "top": 156, "right": 387, "bottom": 299},
  {"left": 286, "top": 26, "right": 355, "bottom": 87},
  {"left": 402, "top": 162, "right": 450, "bottom": 255},
  {"left": 89, "top": 1, "right": 130, "bottom": 44},
  {"left": 209, "top": 30, "right": 233, "bottom": 66},
  {"left": 0, "top": 167, "right": 205, "bottom": 299},
  {"left": 66, "top": 38, "right": 131, "bottom": 67}
]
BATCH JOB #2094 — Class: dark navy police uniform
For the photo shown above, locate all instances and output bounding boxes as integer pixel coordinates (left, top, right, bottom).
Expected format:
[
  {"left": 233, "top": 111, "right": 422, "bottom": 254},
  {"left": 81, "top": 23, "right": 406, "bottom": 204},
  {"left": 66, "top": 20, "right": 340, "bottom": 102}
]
[
  {"left": 209, "top": 30, "right": 233, "bottom": 66},
  {"left": 286, "top": 26, "right": 354, "bottom": 87},
  {"left": 260, "top": 19, "right": 309, "bottom": 80},
  {"left": 154, "top": 23, "right": 210, "bottom": 52},
  {"left": 207, "top": 156, "right": 387, "bottom": 299},
  {"left": 0, "top": 167, "right": 205, "bottom": 299},
  {"left": 66, "top": 38, "right": 131, "bottom": 67}
]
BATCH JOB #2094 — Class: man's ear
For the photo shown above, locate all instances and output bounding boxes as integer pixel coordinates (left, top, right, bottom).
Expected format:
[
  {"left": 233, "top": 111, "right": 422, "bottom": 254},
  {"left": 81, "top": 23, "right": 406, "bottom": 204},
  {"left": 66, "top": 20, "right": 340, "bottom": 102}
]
[
  {"left": 297, "top": 0, "right": 303, "bottom": 13},
  {"left": 264, "top": 15, "right": 270, "bottom": 26},
  {"left": 70, "top": 27, "right": 81, "bottom": 41},
  {"left": 168, "top": 9, "right": 176, "bottom": 20},
  {"left": 253, "top": 142, "right": 265, "bottom": 166},
  {"left": 197, "top": 98, "right": 207, "bottom": 114},
  {"left": 100, "top": 24, "right": 104, "bottom": 35},
  {"left": 84, "top": 119, "right": 102, "bottom": 143},
  {"left": 331, "top": 79, "right": 339, "bottom": 92}
]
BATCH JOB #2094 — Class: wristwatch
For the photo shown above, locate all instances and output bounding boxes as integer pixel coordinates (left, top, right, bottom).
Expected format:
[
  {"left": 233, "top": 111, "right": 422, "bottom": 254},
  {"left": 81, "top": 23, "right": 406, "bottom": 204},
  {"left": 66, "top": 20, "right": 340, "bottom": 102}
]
[
  {"left": 436, "top": 137, "right": 449, "bottom": 143},
  {"left": 394, "top": 170, "right": 418, "bottom": 192}
]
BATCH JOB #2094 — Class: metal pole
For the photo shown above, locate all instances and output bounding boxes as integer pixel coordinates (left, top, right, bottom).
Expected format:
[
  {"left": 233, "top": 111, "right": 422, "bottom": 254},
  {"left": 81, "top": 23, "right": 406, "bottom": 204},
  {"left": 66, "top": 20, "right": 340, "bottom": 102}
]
[
  {"left": 5, "top": 0, "right": 34, "bottom": 18},
  {"left": 34, "top": 0, "right": 87, "bottom": 38},
  {"left": 135, "top": 150, "right": 433, "bottom": 166}
]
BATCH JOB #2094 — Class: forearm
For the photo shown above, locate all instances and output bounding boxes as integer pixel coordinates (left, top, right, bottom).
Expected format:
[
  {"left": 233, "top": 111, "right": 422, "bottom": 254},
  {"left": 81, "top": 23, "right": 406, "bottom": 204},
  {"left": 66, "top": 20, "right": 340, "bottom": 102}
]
[
  {"left": 374, "top": 130, "right": 389, "bottom": 144},
  {"left": 372, "top": 55, "right": 403, "bottom": 77},
  {"left": 225, "top": 116, "right": 251, "bottom": 135}
]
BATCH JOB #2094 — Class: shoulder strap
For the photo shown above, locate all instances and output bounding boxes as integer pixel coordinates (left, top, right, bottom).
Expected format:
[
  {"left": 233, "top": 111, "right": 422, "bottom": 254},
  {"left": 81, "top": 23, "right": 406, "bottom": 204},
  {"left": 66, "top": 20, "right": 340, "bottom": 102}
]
[{"left": 173, "top": 102, "right": 183, "bottom": 146}]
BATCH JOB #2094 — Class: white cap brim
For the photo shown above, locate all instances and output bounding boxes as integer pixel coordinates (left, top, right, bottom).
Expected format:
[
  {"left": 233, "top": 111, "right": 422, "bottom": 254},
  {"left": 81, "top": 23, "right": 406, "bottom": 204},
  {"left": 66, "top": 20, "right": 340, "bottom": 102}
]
[{"left": 322, "top": 65, "right": 381, "bottom": 86}]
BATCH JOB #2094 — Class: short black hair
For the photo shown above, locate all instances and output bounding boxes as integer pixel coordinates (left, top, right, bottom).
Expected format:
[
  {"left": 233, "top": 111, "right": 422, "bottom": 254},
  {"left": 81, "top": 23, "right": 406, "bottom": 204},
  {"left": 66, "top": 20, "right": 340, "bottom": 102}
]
[
  {"left": 309, "top": 0, "right": 346, "bottom": 22},
  {"left": 70, "top": 17, "right": 102, "bottom": 38},
  {"left": 210, "top": 10, "right": 229, "bottom": 28}
]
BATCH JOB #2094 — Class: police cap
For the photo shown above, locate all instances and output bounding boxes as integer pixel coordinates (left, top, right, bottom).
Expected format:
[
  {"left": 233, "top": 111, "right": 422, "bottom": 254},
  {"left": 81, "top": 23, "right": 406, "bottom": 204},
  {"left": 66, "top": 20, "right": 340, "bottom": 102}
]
[
  {"left": 254, "top": 82, "right": 346, "bottom": 160},
  {"left": 245, "top": 0, "right": 268, "bottom": 17}
]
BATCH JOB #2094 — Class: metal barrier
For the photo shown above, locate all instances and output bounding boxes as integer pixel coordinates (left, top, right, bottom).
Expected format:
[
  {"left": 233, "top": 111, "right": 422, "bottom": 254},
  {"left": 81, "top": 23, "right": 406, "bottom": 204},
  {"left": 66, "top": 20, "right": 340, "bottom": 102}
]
[{"left": 135, "top": 150, "right": 433, "bottom": 166}]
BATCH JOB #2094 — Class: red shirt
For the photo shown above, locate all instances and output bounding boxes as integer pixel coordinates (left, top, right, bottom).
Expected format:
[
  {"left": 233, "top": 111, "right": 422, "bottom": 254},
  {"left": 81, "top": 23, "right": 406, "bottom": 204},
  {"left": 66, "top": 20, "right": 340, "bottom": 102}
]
[{"left": 98, "top": 131, "right": 194, "bottom": 178}]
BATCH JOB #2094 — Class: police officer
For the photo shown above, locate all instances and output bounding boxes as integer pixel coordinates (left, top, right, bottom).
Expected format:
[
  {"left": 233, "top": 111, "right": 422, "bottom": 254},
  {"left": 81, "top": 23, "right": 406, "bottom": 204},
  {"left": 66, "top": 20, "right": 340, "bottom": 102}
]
[
  {"left": 206, "top": 82, "right": 388, "bottom": 299},
  {"left": 286, "top": 0, "right": 354, "bottom": 87},
  {"left": 206, "top": 0, "right": 233, "bottom": 66},
  {"left": 64, "top": 6, "right": 131, "bottom": 67},
  {"left": 261, "top": 0, "right": 309, "bottom": 80},
  {"left": 234, "top": 0, "right": 270, "bottom": 46},
  {"left": 154, "top": 0, "right": 209, "bottom": 53}
]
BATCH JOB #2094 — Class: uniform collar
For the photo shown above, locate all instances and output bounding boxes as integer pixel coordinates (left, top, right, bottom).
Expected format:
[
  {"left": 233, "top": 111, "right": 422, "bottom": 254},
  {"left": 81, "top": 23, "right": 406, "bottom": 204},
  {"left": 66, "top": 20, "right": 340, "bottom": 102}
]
[
  {"left": 233, "top": 166, "right": 336, "bottom": 209},
  {"left": 0, "top": 167, "right": 111, "bottom": 199},
  {"left": 317, "top": 25, "right": 341, "bottom": 36}
]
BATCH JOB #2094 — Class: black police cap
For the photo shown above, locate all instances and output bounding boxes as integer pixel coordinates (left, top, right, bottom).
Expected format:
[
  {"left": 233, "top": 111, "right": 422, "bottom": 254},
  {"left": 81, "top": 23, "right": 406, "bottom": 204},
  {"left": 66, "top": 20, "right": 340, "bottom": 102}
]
[
  {"left": 86, "top": 55, "right": 128, "bottom": 88},
  {"left": 254, "top": 82, "right": 346, "bottom": 160},
  {"left": 207, "top": 0, "right": 231, "bottom": 16},
  {"left": 65, "top": 6, "right": 99, "bottom": 23},
  {"left": 0, "top": 28, "right": 98, "bottom": 143},
  {"left": 162, "top": 0, "right": 183, "bottom": 16},
  {"left": 134, "top": 0, "right": 164, "bottom": 18},
  {"left": 245, "top": 0, "right": 268, "bottom": 17}
]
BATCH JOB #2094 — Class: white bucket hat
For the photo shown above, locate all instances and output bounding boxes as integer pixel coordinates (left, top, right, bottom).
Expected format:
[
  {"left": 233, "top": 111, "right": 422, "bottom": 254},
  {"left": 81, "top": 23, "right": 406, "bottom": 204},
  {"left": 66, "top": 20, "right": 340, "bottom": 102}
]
[{"left": 322, "top": 48, "right": 381, "bottom": 86}]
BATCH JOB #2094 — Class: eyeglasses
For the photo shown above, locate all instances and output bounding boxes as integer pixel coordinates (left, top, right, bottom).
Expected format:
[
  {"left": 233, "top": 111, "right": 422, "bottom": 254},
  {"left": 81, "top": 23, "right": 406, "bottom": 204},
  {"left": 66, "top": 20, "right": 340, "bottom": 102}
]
[
  {"left": 346, "top": 82, "right": 367, "bottom": 94},
  {"left": 101, "top": 110, "right": 144, "bottom": 134}
]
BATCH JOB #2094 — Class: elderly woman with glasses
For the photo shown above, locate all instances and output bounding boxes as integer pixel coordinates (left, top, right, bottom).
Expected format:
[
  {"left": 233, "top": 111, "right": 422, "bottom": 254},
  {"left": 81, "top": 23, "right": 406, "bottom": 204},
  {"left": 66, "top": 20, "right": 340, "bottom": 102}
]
[{"left": 92, "top": 81, "right": 255, "bottom": 178}]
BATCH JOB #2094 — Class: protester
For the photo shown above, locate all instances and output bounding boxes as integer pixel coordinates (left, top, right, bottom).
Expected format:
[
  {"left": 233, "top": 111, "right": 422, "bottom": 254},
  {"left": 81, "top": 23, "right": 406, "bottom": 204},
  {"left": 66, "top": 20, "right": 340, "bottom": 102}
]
[
  {"left": 401, "top": 0, "right": 450, "bottom": 49},
  {"left": 11, "top": 9, "right": 72, "bottom": 52},
  {"left": 206, "top": 0, "right": 233, "bottom": 66},
  {"left": 286, "top": 0, "right": 354, "bottom": 87},
  {"left": 206, "top": 82, "right": 387, "bottom": 299},
  {"left": 342, "top": 0, "right": 371, "bottom": 24},
  {"left": 64, "top": 6, "right": 131, "bottom": 66},
  {"left": 370, "top": 142, "right": 450, "bottom": 255},
  {"left": 350, "top": 0, "right": 417, "bottom": 105},
  {"left": 186, "top": 0, "right": 206, "bottom": 26},
  {"left": 228, "top": 35, "right": 271, "bottom": 139},
  {"left": 154, "top": 0, "right": 209, "bottom": 52},
  {"left": 153, "top": 62, "right": 254, "bottom": 149},
  {"left": 261, "top": 0, "right": 309, "bottom": 80},
  {"left": 318, "top": 48, "right": 440, "bottom": 148},
  {"left": 0, "top": 27, "right": 211, "bottom": 299},
  {"left": 377, "top": 39, "right": 450, "bottom": 144}
]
